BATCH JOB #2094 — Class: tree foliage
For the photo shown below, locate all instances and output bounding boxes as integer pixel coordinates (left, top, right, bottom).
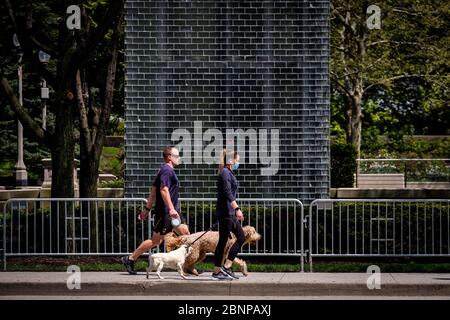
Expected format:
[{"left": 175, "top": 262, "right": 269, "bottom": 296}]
[
  {"left": 331, "top": 0, "right": 450, "bottom": 156},
  {"left": 0, "top": 0, "right": 123, "bottom": 197}
]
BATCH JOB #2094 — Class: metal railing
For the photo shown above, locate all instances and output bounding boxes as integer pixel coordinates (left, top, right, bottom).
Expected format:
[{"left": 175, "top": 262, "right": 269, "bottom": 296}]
[
  {"left": 2, "top": 197, "right": 305, "bottom": 271},
  {"left": 180, "top": 198, "right": 305, "bottom": 270},
  {"left": 4, "top": 197, "right": 450, "bottom": 273},
  {"left": 2, "top": 198, "right": 148, "bottom": 270},
  {"left": 308, "top": 199, "right": 450, "bottom": 271}
]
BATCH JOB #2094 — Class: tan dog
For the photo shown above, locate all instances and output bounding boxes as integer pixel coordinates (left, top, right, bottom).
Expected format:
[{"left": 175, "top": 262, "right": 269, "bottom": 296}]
[
  {"left": 147, "top": 244, "right": 193, "bottom": 279},
  {"left": 165, "top": 225, "right": 261, "bottom": 276}
]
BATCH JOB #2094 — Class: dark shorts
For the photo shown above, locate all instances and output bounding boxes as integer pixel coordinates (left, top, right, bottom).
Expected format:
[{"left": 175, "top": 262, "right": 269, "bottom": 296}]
[{"left": 152, "top": 212, "right": 186, "bottom": 235}]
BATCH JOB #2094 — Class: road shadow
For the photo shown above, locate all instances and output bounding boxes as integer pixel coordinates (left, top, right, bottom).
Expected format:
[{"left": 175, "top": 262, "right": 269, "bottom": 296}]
[{"left": 144, "top": 274, "right": 229, "bottom": 282}]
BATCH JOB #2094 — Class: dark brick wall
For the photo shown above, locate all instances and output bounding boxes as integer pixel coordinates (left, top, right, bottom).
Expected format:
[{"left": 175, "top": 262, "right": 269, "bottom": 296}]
[{"left": 124, "top": 0, "right": 330, "bottom": 203}]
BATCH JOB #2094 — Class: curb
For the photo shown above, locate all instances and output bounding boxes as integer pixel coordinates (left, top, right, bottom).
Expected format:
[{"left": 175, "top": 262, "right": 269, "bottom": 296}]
[{"left": 2, "top": 282, "right": 450, "bottom": 297}]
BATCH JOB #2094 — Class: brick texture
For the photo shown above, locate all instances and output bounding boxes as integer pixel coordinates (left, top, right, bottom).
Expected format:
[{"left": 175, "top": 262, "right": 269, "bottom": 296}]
[{"left": 124, "top": 0, "right": 330, "bottom": 203}]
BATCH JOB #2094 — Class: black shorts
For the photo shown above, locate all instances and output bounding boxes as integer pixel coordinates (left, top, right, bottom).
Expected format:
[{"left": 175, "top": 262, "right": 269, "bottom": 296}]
[{"left": 152, "top": 212, "right": 186, "bottom": 235}]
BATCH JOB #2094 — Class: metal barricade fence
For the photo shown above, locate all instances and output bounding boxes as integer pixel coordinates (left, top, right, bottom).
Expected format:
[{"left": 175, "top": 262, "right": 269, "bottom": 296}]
[
  {"left": 2, "top": 198, "right": 149, "bottom": 269},
  {"left": 180, "top": 198, "right": 305, "bottom": 270},
  {"left": 2, "top": 198, "right": 305, "bottom": 271},
  {"left": 308, "top": 199, "right": 450, "bottom": 271}
]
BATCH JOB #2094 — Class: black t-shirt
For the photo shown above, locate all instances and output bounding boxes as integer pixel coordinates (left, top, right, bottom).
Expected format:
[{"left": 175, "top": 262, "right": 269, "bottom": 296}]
[
  {"left": 216, "top": 167, "right": 238, "bottom": 217},
  {"left": 152, "top": 164, "right": 180, "bottom": 215}
]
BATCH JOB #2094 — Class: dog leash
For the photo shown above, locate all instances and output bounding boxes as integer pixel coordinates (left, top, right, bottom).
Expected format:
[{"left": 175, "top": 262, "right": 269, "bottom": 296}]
[{"left": 186, "top": 222, "right": 219, "bottom": 247}]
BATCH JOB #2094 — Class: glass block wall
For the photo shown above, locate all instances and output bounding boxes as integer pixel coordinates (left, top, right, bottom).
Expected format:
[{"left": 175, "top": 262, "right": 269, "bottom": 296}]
[{"left": 124, "top": 0, "right": 330, "bottom": 203}]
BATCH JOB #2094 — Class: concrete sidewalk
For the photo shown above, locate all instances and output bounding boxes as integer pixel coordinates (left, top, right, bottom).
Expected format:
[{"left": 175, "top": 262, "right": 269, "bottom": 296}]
[{"left": 1, "top": 272, "right": 450, "bottom": 297}]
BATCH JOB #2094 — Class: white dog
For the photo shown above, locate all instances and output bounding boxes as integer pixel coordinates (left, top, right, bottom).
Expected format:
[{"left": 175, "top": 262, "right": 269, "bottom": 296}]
[{"left": 146, "top": 244, "right": 193, "bottom": 279}]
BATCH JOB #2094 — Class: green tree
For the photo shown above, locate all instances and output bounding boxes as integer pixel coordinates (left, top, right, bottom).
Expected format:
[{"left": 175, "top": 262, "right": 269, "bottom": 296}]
[
  {"left": 0, "top": 0, "right": 124, "bottom": 197},
  {"left": 331, "top": 0, "right": 450, "bottom": 157},
  {"left": 75, "top": 2, "right": 123, "bottom": 198}
]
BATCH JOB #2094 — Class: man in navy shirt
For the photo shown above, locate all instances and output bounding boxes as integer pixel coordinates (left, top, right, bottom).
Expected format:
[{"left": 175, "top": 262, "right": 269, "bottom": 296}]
[{"left": 121, "top": 146, "right": 189, "bottom": 275}]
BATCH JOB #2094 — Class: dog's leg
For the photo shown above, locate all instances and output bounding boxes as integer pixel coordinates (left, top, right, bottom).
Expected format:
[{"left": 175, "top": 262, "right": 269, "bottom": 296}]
[
  {"left": 156, "top": 261, "right": 164, "bottom": 279},
  {"left": 184, "top": 264, "right": 198, "bottom": 276},
  {"left": 233, "top": 257, "right": 248, "bottom": 276},
  {"left": 190, "top": 251, "right": 207, "bottom": 276},
  {"left": 197, "top": 251, "right": 207, "bottom": 264},
  {"left": 183, "top": 250, "right": 200, "bottom": 276},
  {"left": 149, "top": 256, "right": 152, "bottom": 279},
  {"left": 177, "top": 262, "right": 187, "bottom": 279},
  {"left": 146, "top": 256, "right": 153, "bottom": 279}
]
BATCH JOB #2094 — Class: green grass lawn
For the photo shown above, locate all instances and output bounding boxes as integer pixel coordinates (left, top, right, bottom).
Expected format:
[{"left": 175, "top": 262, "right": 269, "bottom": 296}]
[
  {"left": 4, "top": 257, "right": 450, "bottom": 273},
  {"left": 99, "top": 146, "right": 122, "bottom": 177}
]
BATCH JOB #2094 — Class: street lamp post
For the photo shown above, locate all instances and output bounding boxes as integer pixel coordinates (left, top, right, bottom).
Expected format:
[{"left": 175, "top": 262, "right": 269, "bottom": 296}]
[
  {"left": 38, "top": 50, "right": 51, "bottom": 130},
  {"left": 13, "top": 34, "right": 27, "bottom": 187},
  {"left": 41, "top": 78, "right": 48, "bottom": 130}
]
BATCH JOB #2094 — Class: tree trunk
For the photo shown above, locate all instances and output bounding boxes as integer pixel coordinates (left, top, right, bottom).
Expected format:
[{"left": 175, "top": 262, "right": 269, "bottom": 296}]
[
  {"left": 77, "top": 10, "right": 120, "bottom": 250},
  {"left": 77, "top": 13, "right": 121, "bottom": 199},
  {"left": 50, "top": 104, "right": 75, "bottom": 198},
  {"left": 344, "top": 86, "right": 363, "bottom": 159},
  {"left": 79, "top": 143, "right": 101, "bottom": 253},
  {"left": 79, "top": 146, "right": 101, "bottom": 198},
  {"left": 48, "top": 95, "right": 75, "bottom": 252}
]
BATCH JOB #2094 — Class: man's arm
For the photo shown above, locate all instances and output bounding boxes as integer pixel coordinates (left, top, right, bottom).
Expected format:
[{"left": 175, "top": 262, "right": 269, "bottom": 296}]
[
  {"left": 160, "top": 186, "right": 178, "bottom": 218},
  {"left": 147, "top": 186, "right": 156, "bottom": 208},
  {"left": 139, "top": 186, "right": 156, "bottom": 220}
]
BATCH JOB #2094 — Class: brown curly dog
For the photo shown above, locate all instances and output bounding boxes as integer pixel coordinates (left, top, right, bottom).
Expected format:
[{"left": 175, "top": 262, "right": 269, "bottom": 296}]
[{"left": 165, "top": 225, "right": 261, "bottom": 276}]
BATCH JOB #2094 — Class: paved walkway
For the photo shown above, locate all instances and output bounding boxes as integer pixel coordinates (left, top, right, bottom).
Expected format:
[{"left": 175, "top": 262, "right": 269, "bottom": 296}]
[{"left": 1, "top": 272, "right": 450, "bottom": 297}]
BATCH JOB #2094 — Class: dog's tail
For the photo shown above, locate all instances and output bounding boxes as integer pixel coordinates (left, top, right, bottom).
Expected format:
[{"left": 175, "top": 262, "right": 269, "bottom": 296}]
[{"left": 165, "top": 232, "right": 184, "bottom": 252}]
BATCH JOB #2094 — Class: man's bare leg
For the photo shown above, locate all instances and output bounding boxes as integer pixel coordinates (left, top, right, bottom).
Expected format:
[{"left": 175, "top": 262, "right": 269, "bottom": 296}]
[{"left": 129, "top": 232, "right": 164, "bottom": 261}]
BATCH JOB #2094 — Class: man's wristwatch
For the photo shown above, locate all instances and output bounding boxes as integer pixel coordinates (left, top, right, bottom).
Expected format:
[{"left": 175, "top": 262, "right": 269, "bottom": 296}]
[
  {"left": 235, "top": 207, "right": 241, "bottom": 212},
  {"left": 144, "top": 206, "right": 152, "bottom": 212}
]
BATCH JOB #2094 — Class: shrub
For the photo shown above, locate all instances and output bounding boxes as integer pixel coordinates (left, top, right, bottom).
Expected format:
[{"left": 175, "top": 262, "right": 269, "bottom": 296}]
[
  {"left": 331, "top": 141, "right": 357, "bottom": 188},
  {"left": 98, "top": 179, "right": 124, "bottom": 188}
]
